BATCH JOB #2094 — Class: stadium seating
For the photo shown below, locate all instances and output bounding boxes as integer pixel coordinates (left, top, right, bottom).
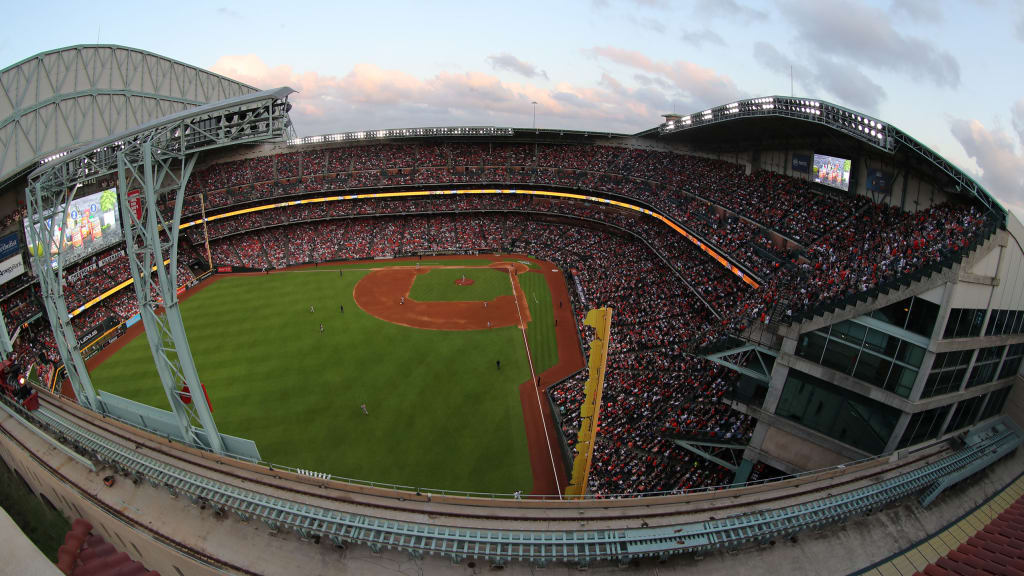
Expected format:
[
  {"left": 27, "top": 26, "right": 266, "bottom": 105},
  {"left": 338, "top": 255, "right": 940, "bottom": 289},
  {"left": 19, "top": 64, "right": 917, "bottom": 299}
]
[{"left": 2, "top": 141, "right": 998, "bottom": 496}]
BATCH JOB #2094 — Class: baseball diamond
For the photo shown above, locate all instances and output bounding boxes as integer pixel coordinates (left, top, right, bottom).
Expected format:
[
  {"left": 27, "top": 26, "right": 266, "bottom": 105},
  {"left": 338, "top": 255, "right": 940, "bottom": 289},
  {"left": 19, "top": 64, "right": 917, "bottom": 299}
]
[{"left": 87, "top": 254, "right": 582, "bottom": 495}]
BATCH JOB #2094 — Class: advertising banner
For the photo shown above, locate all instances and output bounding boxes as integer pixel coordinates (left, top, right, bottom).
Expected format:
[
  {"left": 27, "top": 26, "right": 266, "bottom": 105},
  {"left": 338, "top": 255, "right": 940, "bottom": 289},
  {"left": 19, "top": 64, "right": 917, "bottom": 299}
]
[
  {"left": 0, "top": 232, "right": 19, "bottom": 260},
  {"left": 0, "top": 254, "right": 25, "bottom": 285},
  {"left": 865, "top": 169, "right": 893, "bottom": 195},
  {"left": 791, "top": 153, "right": 811, "bottom": 173},
  {"left": 79, "top": 316, "right": 119, "bottom": 346}
]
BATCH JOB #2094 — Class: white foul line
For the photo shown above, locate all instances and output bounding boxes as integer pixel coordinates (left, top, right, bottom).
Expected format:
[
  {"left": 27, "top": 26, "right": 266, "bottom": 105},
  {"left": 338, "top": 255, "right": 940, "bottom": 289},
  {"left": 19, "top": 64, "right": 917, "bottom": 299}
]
[{"left": 507, "top": 271, "right": 562, "bottom": 498}]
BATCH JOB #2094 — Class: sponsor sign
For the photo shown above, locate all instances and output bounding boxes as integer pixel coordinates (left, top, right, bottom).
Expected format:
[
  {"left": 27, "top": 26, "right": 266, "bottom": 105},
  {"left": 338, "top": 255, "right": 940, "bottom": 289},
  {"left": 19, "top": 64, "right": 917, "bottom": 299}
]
[
  {"left": 217, "top": 266, "right": 232, "bottom": 273},
  {"left": 865, "top": 169, "right": 892, "bottom": 195},
  {"left": 0, "top": 232, "right": 19, "bottom": 260},
  {"left": 0, "top": 254, "right": 25, "bottom": 285},
  {"left": 572, "top": 273, "right": 587, "bottom": 306},
  {"left": 127, "top": 188, "right": 143, "bottom": 221},
  {"left": 125, "top": 314, "right": 141, "bottom": 328},
  {"left": 791, "top": 153, "right": 811, "bottom": 173},
  {"left": 79, "top": 316, "right": 118, "bottom": 346}
]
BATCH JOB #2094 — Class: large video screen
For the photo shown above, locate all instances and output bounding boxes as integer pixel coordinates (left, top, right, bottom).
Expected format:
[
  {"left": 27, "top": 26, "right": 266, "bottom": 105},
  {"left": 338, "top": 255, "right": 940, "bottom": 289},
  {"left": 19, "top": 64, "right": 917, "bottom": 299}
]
[
  {"left": 812, "top": 154, "right": 853, "bottom": 192},
  {"left": 24, "top": 187, "right": 122, "bottom": 268}
]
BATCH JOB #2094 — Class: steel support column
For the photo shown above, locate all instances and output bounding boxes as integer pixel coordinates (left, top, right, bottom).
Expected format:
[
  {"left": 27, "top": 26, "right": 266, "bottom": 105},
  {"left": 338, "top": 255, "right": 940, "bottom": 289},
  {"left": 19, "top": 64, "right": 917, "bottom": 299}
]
[
  {"left": 24, "top": 181, "right": 100, "bottom": 410},
  {"left": 0, "top": 309, "right": 12, "bottom": 360},
  {"left": 117, "top": 143, "right": 223, "bottom": 453}
]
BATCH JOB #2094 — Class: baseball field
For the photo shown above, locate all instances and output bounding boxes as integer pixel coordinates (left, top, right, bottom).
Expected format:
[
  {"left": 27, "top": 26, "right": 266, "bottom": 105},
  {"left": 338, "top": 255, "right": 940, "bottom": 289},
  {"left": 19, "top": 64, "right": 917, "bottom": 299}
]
[{"left": 87, "top": 255, "right": 582, "bottom": 495}]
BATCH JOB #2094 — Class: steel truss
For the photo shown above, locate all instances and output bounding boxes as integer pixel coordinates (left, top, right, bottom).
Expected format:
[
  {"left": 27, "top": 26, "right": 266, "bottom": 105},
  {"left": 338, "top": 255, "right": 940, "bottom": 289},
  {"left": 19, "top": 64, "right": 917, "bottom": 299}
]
[
  {"left": 671, "top": 438, "right": 746, "bottom": 472},
  {"left": 1, "top": 45, "right": 260, "bottom": 187},
  {"left": 25, "top": 182, "right": 100, "bottom": 410},
  {"left": 705, "top": 343, "right": 777, "bottom": 383},
  {"left": 26, "top": 87, "right": 293, "bottom": 453},
  {"left": 0, "top": 309, "right": 12, "bottom": 360}
]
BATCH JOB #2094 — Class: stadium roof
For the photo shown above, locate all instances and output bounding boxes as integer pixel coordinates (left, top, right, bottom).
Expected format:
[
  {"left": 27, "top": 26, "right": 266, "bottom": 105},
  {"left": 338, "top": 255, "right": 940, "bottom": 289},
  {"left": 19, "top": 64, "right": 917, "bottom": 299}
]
[
  {"left": 1, "top": 44, "right": 260, "bottom": 189},
  {"left": 644, "top": 95, "right": 1004, "bottom": 216},
  {"left": 28, "top": 86, "right": 295, "bottom": 182}
]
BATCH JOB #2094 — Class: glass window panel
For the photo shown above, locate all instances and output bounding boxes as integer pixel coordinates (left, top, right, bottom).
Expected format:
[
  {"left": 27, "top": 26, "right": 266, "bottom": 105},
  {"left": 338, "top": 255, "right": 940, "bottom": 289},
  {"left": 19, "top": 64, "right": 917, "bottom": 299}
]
[
  {"left": 854, "top": 352, "right": 892, "bottom": 388},
  {"left": 863, "top": 328, "right": 901, "bottom": 357},
  {"left": 922, "top": 372, "right": 941, "bottom": 398},
  {"left": 898, "top": 405, "right": 952, "bottom": 449},
  {"left": 998, "top": 356, "right": 1022, "bottom": 380},
  {"left": 980, "top": 387, "right": 1011, "bottom": 421},
  {"left": 778, "top": 370, "right": 899, "bottom": 454},
  {"left": 943, "top": 309, "right": 962, "bottom": 339},
  {"left": 985, "top": 310, "right": 999, "bottom": 336},
  {"left": 885, "top": 365, "right": 916, "bottom": 397},
  {"left": 995, "top": 310, "right": 1009, "bottom": 335},
  {"left": 833, "top": 321, "right": 866, "bottom": 347},
  {"left": 948, "top": 396, "right": 984, "bottom": 432},
  {"left": 896, "top": 342, "right": 925, "bottom": 367},
  {"left": 821, "top": 341, "right": 859, "bottom": 375},
  {"left": 967, "top": 363, "right": 996, "bottom": 388},
  {"left": 873, "top": 298, "right": 911, "bottom": 329},
  {"left": 978, "top": 346, "right": 1005, "bottom": 362},
  {"left": 969, "top": 309, "right": 987, "bottom": 337},
  {"left": 796, "top": 332, "right": 828, "bottom": 363},
  {"left": 905, "top": 297, "right": 939, "bottom": 336}
]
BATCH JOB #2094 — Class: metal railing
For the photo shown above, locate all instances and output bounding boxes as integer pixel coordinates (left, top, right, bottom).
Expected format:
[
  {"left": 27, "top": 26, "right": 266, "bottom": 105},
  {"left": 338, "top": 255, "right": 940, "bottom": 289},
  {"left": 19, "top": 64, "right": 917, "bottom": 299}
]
[{"left": 12, "top": 396, "right": 1019, "bottom": 566}]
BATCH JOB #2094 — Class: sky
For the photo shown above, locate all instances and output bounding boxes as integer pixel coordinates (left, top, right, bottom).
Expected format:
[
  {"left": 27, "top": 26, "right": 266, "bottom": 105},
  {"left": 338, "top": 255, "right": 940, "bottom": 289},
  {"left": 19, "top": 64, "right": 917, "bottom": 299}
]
[{"left": 4, "top": 0, "right": 1023, "bottom": 215}]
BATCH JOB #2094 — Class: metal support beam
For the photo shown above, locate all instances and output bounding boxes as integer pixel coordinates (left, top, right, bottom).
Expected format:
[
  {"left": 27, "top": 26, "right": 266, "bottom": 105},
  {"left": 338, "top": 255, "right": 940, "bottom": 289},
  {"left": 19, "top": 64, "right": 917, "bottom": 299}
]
[
  {"left": 26, "top": 87, "right": 292, "bottom": 453},
  {"left": 671, "top": 439, "right": 744, "bottom": 472},
  {"left": 0, "top": 309, "right": 12, "bottom": 360},
  {"left": 705, "top": 344, "right": 777, "bottom": 383},
  {"left": 118, "top": 145, "right": 224, "bottom": 454},
  {"left": 24, "top": 181, "right": 101, "bottom": 411}
]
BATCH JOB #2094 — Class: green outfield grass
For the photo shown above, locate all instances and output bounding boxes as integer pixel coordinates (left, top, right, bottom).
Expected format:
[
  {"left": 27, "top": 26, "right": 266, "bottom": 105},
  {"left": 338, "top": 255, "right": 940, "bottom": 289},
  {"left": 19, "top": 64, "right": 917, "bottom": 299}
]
[
  {"left": 408, "top": 268, "right": 513, "bottom": 302},
  {"left": 89, "top": 266, "right": 543, "bottom": 494},
  {"left": 328, "top": 259, "right": 493, "bottom": 269},
  {"left": 519, "top": 272, "right": 559, "bottom": 375}
]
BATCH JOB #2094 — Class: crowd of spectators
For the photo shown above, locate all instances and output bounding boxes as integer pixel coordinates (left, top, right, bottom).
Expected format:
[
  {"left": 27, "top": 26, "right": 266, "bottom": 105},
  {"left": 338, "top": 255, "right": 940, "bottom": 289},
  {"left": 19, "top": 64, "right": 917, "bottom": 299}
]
[
  {"left": 0, "top": 140, "right": 1000, "bottom": 496},
  {"left": 168, "top": 142, "right": 994, "bottom": 329},
  {"left": 199, "top": 208, "right": 754, "bottom": 494}
]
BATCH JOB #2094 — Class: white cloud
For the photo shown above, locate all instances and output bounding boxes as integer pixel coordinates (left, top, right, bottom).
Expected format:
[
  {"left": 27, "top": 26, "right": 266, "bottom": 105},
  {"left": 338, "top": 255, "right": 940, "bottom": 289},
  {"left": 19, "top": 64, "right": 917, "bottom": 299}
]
[
  {"left": 779, "top": 0, "right": 960, "bottom": 88},
  {"left": 753, "top": 42, "right": 884, "bottom": 111},
  {"left": 950, "top": 102, "right": 1024, "bottom": 218},
  {"left": 889, "top": 0, "right": 942, "bottom": 23},
  {"left": 587, "top": 46, "right": 744, "bottom": 109},
  {"left": 681, "top": 28, "right": 726, "bottom": 48},
  {"left": 486, "top": 53, "right": 548, "bottom": 80},
  {"left": 209, "top": 54, "right": 687, "bottom": 135}
]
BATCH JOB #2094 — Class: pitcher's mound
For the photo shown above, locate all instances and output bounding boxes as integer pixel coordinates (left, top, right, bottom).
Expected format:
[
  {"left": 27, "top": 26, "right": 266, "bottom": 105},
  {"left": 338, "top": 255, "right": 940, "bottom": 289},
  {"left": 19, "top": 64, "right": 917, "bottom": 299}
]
[{"left": 454, "top": 277, "right": 475, "bottom": 286}]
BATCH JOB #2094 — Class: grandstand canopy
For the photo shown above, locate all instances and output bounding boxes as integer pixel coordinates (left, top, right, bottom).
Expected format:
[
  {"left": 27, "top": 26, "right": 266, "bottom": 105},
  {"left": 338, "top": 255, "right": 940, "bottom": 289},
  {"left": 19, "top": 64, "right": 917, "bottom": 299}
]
[
  {"left": 643, "top": 96, "right": 1003, "bottom": 215},
  {"left": 0, "top": 45, "right": 259, "bottom": 189}
]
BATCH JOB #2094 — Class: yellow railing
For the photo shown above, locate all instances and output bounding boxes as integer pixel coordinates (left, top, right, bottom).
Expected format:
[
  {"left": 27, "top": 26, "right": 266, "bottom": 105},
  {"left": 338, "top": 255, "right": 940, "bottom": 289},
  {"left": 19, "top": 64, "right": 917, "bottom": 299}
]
[{"left": 565, "top": 307, "right": 613, "bottom": 498}]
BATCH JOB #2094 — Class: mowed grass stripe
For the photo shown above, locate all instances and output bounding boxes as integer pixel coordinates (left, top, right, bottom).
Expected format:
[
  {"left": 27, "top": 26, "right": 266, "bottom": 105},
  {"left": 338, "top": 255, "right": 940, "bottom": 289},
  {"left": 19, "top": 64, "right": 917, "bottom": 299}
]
[
  {"left": 408, "top": 268, "right": 513, "bottom": 302},
  {"left": 520, "top": 271, "right": 559, "bottom": 375},
  {"left": 90, "top": 269, "right": 534, "bottom": 494},
  {"left": 330, "top": 259, "right": 492, "bottom": 269}
]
